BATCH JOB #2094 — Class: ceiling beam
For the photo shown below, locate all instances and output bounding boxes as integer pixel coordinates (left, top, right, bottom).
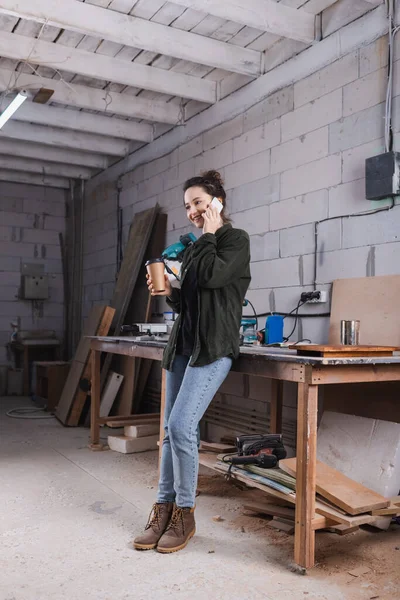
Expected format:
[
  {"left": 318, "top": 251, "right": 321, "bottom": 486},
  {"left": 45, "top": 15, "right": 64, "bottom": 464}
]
[
  {"left": 0, "top": 0, "right": 262, "bottom": 76},
  {"left": 0, "top": 139, "right": 109, "bottom": 169},
  {"left": 0, "top": 32, "right": 216, "bottom": 104},
  {"left": 0, "top": 156, "right": 94, "bottom": 179},
  {"left": 170, "top": 0, "right": 316, "bottom": 44},
  {"left": 0, "top": 68, "right": 181, "bottom": 125},
  {"left": 2, "top": 98, "right": 153, "bottom": 142},
  {"left": 0, "top": 121, "right": 130, "bottom": 156},
  {"left": 0, "top": 169, "right": 70, "bottom": 189}
]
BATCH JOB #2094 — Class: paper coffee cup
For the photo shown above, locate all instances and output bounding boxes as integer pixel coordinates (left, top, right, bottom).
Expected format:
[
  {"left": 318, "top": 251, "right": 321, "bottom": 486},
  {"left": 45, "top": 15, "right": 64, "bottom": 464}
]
[{"left": 145, "top": 258, "right": 166, "bottom": 292}]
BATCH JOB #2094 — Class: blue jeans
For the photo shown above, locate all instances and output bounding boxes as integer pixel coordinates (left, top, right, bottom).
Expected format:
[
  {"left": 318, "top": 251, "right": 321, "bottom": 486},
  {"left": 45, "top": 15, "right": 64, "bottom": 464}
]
[{"left": 157, "top": 355, "right": 232, "bottom": 508}]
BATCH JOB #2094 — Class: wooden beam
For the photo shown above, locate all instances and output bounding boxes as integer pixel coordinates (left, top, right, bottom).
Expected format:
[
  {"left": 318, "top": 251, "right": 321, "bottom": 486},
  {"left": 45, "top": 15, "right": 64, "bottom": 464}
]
[
  {"left": 0, "top": 32, "right": 216, "bottom": 104},
  {"left": 0, "top": 0, "right": 262, "bottom": 76},
  {"left": 0, "top": 155, "right": 93, "bottom": 179},
  {"left": 170, "top": 0, "right": 316, "bottom": 44},
  {"left": 0, "top": 139, "right": 108, "bottom": 169},
  {"left": 0, "top": 169, "right": 69, "bottom": 188},
  {"left": 87, "top": 4, "right": 388, "bottom": 191},
  {"left": 294, "top": 383, "right": 318, "bottom": 569},
  {"left": 0, "top": 68, "right": 180, "bottom": 125},
  {"left": 10, "top": 101, "right": 153, "bottom": 143},
  {"left": 0, "top": 121, "right": 130, "bottom": 156}
]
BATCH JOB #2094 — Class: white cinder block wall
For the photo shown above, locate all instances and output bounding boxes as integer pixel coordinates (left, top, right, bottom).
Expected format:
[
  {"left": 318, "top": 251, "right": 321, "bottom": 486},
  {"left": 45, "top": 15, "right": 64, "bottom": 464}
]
[
  {"left": 82, "top": 34, "right": 400, "bottom": 445},
  {"left": 0, "top": 183, "right": 66, "bottom": 363}
]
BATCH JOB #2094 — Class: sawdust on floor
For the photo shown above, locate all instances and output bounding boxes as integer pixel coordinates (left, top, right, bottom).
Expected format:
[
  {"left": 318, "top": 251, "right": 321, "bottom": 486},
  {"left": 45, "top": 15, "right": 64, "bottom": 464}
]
[{"left": 194, "top": 471, "right": 400, "bottom": 600}]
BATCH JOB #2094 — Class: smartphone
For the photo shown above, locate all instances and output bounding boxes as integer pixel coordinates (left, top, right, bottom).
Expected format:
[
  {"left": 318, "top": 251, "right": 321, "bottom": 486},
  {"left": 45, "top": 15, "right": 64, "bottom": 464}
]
[{"left": 211, "top": 197, "right": 223, "bottom": 214}]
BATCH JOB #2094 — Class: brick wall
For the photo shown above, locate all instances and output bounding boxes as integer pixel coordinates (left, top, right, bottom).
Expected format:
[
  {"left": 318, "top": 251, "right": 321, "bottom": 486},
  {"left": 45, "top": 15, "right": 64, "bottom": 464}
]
[
  {"left": 82, "top": 35, "right": 400, "bottom": 447},
  {"left": 0, "top": 182, "right": 67, "bottom": 363}
]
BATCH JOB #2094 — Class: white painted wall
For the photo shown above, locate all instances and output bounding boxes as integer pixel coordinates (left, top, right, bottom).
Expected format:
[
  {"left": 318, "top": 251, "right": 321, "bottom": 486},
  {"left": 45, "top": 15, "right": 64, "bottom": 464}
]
[
  {"left": 0, "top": 182, "right": 66, "bottom": 364},
  {"left": 82, "top": 31, "right": 400, "bottom": 447}
]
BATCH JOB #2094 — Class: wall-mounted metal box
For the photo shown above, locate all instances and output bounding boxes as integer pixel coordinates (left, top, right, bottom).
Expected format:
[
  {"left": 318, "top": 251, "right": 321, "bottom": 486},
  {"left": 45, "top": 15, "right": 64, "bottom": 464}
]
[
  {"left": 21, "top": 275, "right": 49, "bottom": 300},
  {"left": 365, "top": 151, "right": 400, "bottom": 200}
]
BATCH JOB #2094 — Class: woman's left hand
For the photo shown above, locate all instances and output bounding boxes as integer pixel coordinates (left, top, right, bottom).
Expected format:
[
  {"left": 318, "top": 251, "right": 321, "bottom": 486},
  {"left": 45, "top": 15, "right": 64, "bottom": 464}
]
[{"left": 203, "top": 205, "right": 223, "bottom": 235}]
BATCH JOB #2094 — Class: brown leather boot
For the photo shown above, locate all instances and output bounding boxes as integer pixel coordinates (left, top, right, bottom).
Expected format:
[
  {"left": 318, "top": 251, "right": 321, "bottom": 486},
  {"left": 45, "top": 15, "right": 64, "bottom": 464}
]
[
  {"left": 157, "top": 505, "right": 196, "bottom": 554},
  {"left": 133, "top": 502, "right": 174, "bottom": 550}
]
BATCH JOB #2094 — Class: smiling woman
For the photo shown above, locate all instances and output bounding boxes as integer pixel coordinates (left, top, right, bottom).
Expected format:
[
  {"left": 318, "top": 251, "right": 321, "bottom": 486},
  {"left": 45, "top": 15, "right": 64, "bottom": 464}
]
[{"left": 135, "top": 170, "right": 251, "bottom": 555}]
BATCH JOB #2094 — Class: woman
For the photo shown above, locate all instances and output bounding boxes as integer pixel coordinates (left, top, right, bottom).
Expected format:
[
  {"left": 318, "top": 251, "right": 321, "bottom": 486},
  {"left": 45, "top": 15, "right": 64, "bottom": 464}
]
[{"left": 134, "top": 170, "right": 251, "bottom": 554}]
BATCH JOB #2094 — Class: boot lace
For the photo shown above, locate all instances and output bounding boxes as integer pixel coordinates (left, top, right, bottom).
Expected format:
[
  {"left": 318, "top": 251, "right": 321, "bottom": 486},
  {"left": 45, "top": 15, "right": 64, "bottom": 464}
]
[
  {"left": 145, "top": 503, "right": 163, "bottom": 531},
  {"left": 165, "top": 507, "right": 185, "bottom": 535}
]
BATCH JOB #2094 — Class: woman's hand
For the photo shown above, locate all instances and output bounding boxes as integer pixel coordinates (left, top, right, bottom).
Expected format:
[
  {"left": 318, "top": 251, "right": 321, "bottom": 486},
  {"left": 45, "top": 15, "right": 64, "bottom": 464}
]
[
  {"left": 146, "top": 274, "right": 173, "bottom": 297},
  {"left": 202, "top": 205, "right": 223, "bottom": 235}
]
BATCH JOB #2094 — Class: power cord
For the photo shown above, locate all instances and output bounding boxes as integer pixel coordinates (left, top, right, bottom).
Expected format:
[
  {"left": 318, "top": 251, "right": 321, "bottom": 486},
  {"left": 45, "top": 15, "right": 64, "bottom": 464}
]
[{"left": 6, "top": 407, "right": 54, "bottom": 419}]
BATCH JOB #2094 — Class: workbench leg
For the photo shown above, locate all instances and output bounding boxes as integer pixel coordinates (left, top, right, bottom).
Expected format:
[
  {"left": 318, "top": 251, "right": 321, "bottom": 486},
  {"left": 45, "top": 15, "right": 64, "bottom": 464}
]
[
  {"left": 158, "top": 368, "right": 167, "bottom": 473},
  {"left": 23, "top": 347, "right": 29, "bottom": 396},
  {"left": 89, "top": 349, "right": 102, "bottom": 450},
  {"left": 294, "top": 382, "right": 318, "bottom": 570},
  {"left": 270, "top": 379, "right": 283, "bottom": 434}
]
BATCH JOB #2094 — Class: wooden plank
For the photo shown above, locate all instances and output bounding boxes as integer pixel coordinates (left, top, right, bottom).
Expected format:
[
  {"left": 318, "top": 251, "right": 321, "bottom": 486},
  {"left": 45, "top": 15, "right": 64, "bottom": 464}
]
[
  {"left": 268, "top": 518, "right": 295, "bottom": 534},
  {"left": 243, "top": 502, "right": 295, "bottom": 519},
  {"left": 314, "top": 501, "right": 376, "bottom": 527},
  {"left": 113, "top": 356, "right": 136, "bottom": 416},
  {"left": 311, "top": 364, "right": 400, "bottom": 385},
  {"left": 0, "top": 31, "right": 216, "bottom": 104},
  {"left": 0, "top": 1, "right": 261, "bottom": 77},
  {"left": 56, "top": 306, "right": 106, "bottom": 424},
  {"left": 294, "top": 383, "right": 318, "bottom": 569},
  {"left": 67, "top": 306, "right": 115, "bottom": 426},
  {"left": 100, "top": 206, "right": 159, "bottom": 387},
  {"left": 311, "top": 516, "right": 337, "bottom": 531},
  {"left": 290, "top": 344, "right": 398, "bottom": 357},
  {"left": 371, "top": 503, "right": 400, "bottom": 516},
  {"left": 233, "top": 355, "right": 308, "bottom": 382},
  {"left": 326, "top": 523, "right": 360, "bottom": 535},
  {"left": 2, "top": 122, "right": 130, "bottom": 157},
  {"left": 0, "top": 67, "right": 181, "bottom": 124},
  {"left": 281, "top": 458, "right": 389, "bottom": 515},
  {"left": 100, "top": 371, "right": 124, "bottom": 418},
  {"left": 90, "top": 350, "right": 101, "bottom": 447},
  {"left": 200, "top": 442, "right": 237, "bottom": 453},
  {"left": 270, "top": 379, "right": 283, "bottom": 433},
  {"left": 169, "top": 0, "right": 316, "bottom": 43},
  {"left": 0, "top": 169, "right": 69, "bottom": 189}
]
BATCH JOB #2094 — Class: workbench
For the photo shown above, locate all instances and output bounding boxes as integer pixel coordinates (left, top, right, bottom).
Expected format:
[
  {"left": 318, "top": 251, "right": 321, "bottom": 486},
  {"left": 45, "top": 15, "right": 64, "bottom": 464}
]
[{"left": 88, "top": 336, "right": 400, "bottom": 570}]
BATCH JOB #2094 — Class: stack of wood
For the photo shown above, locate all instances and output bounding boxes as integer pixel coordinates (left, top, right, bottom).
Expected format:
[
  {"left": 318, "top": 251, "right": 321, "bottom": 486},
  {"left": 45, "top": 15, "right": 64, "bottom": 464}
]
[
  {"left": 107, "top": 414, "right": 160, "bottom": 454},
  {"left": 206, "top": 454, "right": 400, "bottom": 535}
]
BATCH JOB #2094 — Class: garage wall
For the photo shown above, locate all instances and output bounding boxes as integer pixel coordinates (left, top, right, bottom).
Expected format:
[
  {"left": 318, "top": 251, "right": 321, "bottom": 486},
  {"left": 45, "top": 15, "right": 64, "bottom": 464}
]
[
  {"left": 0, "top": 183, "right": 66, "bottom": 363},
  {"left": 82, "top": 34, "right": 400, "bottom": 446}
]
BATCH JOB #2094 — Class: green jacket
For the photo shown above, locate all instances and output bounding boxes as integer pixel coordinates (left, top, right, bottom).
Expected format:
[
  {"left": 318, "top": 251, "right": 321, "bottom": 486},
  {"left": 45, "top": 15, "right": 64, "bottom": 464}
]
[{"left": 162, "top": 224, "right": 251, "bottom": 370}]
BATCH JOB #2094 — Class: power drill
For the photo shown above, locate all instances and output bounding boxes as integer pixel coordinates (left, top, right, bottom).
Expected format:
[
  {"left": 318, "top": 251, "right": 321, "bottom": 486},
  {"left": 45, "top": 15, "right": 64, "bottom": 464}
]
[{"left": 224, "top": 433, "right": 287, "bottom": 475}]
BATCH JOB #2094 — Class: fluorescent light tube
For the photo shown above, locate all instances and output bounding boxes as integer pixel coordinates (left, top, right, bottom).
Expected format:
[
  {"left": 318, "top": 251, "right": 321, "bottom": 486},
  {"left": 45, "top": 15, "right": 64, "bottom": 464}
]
[{"left": 0, "top": 91, "right": 28, "bottom": 130}]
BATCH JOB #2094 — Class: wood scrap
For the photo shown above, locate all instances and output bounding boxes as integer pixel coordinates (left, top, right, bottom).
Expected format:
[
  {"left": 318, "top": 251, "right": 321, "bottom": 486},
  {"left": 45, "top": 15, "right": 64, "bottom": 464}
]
[
  {"left": 200, "top": 442, "right": 237, "bottom": 453},
  {"left": 105, "top": 414, "right": 160, "bottom": 428},
  {"left": 289, "top": 344, "right": 399, "bottom": 358},
  {"left": 371, "top": 502, "right": 400, "bottom": 516},
  {"left": 268, "top": 517, "right": 295, "bottom": 534},
  {"left": 280, "top": 457, "right": 389, "bottom": 515},
  {"left": 66, "top": 306, "right": 115, "bottom": 426},
  {"left": 243, "top": 502, "right": 295, "bottom": 520},
  {"left": 326, "top": 523, "right": 360, "bottom": 536},
  {"left": 56, "top": 305, "right": 114, "bottom": 425},
  {"left": 100, "top": 371, "right": 124, "bottom": 418}
]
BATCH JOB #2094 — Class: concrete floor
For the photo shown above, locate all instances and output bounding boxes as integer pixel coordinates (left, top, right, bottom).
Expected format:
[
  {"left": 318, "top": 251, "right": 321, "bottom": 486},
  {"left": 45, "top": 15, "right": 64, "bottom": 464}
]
[{"left": 1, "top": 396, "right": 399, "bottom": 600}]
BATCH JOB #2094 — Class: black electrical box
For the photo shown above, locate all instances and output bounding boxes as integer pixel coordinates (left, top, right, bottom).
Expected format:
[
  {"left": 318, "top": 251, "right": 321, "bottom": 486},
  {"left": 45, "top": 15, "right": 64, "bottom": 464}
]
[{"left": 365, "top": 151, "right": 400, "bottom": 200}]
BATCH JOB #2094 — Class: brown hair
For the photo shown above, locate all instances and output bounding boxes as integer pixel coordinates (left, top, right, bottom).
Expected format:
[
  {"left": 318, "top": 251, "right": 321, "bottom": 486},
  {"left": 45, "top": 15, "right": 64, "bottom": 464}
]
[{"left": 183, "top": 170, "right": 231, "bottom": 223}]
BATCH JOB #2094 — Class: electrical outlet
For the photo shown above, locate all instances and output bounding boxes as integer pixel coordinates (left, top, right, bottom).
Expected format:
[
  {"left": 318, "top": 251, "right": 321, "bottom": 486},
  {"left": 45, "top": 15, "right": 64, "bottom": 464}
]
[
  {"left": 308, "top": 291, "right": 327, "bottom": 303},
  {"left": 300, "top": 290, "right": 328, "bottom": 303}
]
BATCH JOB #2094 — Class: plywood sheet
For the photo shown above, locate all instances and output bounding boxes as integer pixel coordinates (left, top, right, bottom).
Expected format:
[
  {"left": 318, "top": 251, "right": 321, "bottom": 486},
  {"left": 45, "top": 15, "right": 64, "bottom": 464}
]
[
  {"left": 290, "top": 344, "right": 399, "bottom": 357},
  {"left": 329, "top": 275, "right": 400, "bottom": 345},
  {"left": 280, "top": 457, "right": 389, "bottom": 515}
]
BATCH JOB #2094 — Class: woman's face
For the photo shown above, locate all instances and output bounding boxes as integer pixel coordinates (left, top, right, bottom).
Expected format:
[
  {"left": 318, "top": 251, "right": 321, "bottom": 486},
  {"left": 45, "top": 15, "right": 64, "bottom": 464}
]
[{"left": 184, "top": 185, "right": 214, "bottom": 229}]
